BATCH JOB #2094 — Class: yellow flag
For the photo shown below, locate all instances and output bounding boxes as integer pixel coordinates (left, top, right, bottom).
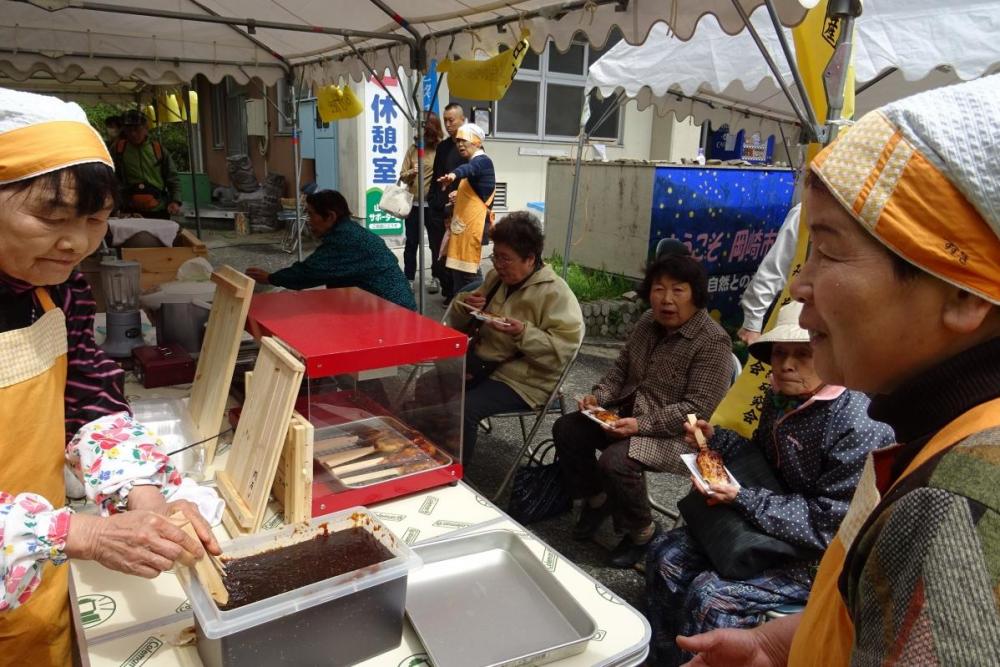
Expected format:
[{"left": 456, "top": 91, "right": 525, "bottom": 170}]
[
  {"left": 317, "top": 84, "right": 364, "bottom": 122},
  {"left": 711, "top": 1, "right": 856, "bottom": 436},
  {"left": 437, "top": 36, "right": 531, "bottom": 101}
]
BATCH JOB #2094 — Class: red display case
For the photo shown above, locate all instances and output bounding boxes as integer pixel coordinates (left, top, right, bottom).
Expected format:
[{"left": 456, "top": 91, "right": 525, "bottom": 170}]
[{"left": 246, "top": 288, "right": 468, "bottom": 515}]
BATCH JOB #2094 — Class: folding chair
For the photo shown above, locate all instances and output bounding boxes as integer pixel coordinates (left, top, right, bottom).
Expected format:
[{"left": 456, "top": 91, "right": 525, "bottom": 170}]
[
  {"left": 490, "top": 342, "right": 583, "bottom": 502},
  {"left": 647, "top": 351, "right": 742, "bottom": 521}
]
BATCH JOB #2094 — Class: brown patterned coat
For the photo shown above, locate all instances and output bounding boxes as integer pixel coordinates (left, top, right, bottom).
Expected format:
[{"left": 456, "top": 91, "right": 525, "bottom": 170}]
[{"left": 593, "top": 308, "right": 733, "bottom": 474}]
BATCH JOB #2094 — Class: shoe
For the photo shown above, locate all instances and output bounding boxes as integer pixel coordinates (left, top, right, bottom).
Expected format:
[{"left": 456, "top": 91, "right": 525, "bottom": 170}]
[
  {"left": 607, "top": 523, "right": 661, "bottom": 569},
  {"left": 427, "top": 277, "right": 441, "bottom": 294},
  {"left": 572, "top": 502, "right": 612, "bottom": 541}
]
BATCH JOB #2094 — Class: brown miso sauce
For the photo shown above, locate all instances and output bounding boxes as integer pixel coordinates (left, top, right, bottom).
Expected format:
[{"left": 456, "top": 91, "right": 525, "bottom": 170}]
[{"left": 218, "top": 527, "right": 393, "bottom": 611}]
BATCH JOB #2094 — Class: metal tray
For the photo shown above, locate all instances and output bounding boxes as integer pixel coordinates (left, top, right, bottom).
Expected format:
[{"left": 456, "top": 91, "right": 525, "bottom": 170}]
[
  {"left": 313, "top": 416, "right": 452, "bottom": 489},
  {"left": 407, "top": 531, "right": 596, "bottom": 667}
]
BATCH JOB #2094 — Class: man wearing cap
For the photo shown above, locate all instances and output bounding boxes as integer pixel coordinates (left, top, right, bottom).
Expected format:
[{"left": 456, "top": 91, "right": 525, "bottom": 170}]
[
  {"left": 648, "top": 302, "right": 893, "bottom": 665},
  {"left": 111, "top": 110, "right": 182, "bottom": 219},
  {"left": 677, "top": 77, "right": 1000, "bottom": 666},
  {"left": 437, "top": 121, "right": 496, "bottom": 295}
]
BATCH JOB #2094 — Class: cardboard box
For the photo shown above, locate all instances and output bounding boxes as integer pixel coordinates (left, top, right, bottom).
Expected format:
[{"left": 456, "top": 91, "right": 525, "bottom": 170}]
[{"left": 121, "top": 229, "right": 208, "bottom": 291}]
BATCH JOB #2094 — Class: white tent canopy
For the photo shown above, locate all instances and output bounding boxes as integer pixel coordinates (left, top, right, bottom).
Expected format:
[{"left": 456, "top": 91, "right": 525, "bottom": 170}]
[
  {"left": 0, "top": 0, "right": 810, "bottom": 88},
  {"left": 586, "top": 0, "right": 1000, "bottom": 139}
]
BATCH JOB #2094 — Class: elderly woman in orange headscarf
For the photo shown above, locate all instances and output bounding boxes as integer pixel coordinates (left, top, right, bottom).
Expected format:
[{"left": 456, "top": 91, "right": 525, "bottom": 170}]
[
  {"left": 676, "top": 77, "right": 1000, "bottom": 667},
  {"left": 437, "top": 122, "right": 495, "bottom": 297},
  {"left": 0, "top": 88, "right": 218, "bottom": 664}
]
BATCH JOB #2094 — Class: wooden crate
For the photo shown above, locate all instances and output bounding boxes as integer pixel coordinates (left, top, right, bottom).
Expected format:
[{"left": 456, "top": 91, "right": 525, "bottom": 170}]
[
  {"left": 271, "top": 411, "right": 314, "bottom": 524},
  {"left": 121, "top": 229, "right": 208, "bottom": 291}
]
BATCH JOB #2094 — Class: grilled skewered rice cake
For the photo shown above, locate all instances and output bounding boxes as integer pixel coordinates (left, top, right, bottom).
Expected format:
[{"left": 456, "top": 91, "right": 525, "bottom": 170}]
[{"left": 696, "top": 448, "right": 727, "bottom": 486}]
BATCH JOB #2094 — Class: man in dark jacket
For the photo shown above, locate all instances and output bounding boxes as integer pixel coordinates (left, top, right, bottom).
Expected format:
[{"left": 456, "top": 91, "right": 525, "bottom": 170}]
[{"left": 429, "top": 103, "right": 468, "bottom": 302}]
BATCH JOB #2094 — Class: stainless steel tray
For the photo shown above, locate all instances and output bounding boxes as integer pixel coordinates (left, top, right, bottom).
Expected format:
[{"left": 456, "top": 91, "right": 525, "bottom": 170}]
[{"left": 407, "top": 531, "right": 596, "bottom": 667}]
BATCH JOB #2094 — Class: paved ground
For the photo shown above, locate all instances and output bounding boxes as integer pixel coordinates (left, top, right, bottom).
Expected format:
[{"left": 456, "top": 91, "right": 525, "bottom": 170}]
[{"left": 199, "top": 226, "right": 690, "bottom": 613}]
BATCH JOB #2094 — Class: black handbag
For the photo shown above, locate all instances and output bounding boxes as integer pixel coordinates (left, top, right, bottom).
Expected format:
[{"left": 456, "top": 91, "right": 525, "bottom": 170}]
[
  {"left": 507, "top": 440, "right": 572, "bottom": 524},
  {"left": 678, "top": 444, "right": 821, "bottom": 580}
]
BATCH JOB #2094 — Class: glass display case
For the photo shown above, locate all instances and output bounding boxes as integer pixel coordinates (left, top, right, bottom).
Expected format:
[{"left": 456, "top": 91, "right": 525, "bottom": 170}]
[{"left": 246, "top": 288, "right": 467, "bottom": 514}]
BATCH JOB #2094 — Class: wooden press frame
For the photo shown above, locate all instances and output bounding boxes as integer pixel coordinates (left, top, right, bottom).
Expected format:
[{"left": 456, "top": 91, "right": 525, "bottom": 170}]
[{"left": 217, "top": 336, "right": 305, "bottom": 535}]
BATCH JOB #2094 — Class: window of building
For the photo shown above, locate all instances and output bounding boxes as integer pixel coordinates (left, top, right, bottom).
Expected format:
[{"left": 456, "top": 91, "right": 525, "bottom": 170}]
[
  {"left": 480, "top": 31, "right": 623, "bottom": 143},
  {"left": 224, "top": 77, "right": 248, "bottom": 156},
  {"left": 276, "top": 78, "right": 295, "bottom": 135}
]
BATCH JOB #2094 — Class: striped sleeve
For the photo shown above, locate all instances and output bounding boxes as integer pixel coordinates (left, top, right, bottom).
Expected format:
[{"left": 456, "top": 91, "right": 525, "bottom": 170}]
[{"left": 51, "top": 273, "right": 131, "bottom": 441}]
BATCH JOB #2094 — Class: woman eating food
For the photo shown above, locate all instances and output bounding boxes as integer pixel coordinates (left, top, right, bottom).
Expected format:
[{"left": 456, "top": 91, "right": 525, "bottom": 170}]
[{"left": 645, "top": 302, "right": 893, "bottom": 665}]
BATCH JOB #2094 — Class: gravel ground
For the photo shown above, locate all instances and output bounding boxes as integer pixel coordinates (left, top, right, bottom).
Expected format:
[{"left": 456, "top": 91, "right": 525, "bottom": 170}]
[{"left": 197, "top": 225, "right": 690, "bottom": 614}]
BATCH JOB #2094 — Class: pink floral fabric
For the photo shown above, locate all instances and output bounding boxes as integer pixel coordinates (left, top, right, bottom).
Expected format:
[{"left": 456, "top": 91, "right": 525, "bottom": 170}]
[{"left": 1, "top": 412, "right": 181, "bottom": 610}]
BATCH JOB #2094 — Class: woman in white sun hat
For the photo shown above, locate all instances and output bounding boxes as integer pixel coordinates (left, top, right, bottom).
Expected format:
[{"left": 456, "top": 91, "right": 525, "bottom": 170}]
[{"left": 646, "top": 301, "right": 893, "bottom": 665}]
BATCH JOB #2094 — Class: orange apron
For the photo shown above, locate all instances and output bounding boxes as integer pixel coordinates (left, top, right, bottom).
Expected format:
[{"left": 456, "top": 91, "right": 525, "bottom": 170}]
[
  {"left": 0, "top": 288, "right": 72, "bottom": 666},
  {"left": 445, "top": 178, "right": 495, "bottom": 274},
  {"left": 789, "top": 396, "right": 1000, "bottom": 666}
]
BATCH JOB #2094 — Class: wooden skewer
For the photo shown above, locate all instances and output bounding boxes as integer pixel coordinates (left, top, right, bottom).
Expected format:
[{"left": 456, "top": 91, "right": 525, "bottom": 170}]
[
  {"left": 339, "top": 466, "right": 405, "bottom": 485},
  {"left": 686, "top": 413, "right": 708, "bottom": 449},
  {"left": 331, "top": 455, "right": 387, "bottom": 476},
  {"left": 319, "top": 446, "right": 375, "bottom": 467},
  {"left": 170, "top": 513, "right": 229, "bottom": 606}
]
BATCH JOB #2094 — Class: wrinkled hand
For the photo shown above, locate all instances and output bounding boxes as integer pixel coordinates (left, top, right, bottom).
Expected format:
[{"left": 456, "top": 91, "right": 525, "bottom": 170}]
[
  {"left": 245, "top": 267, "right": 270, "bottom": 284},
  {"left": 577, "top": 394, "right": 598, "bottom": 411},
  {"left": 606, "top": 417, "right": 639, "bottom": 439},
  {"left": 678, "top": 625, "right": 789, "bottom": 667},
  {"left": 737, "top": 328, "right": 761, "bottom": 345},
  {"left": 683, "top": 419, "right": 715, "bottom": 449},
  {"left": 463, "top": 293, "right": 487, "bottom": 311},
  {"left": 448, "top": 191, "right": 458, "bottom": 205},
  {"left": 167, "top": 202, "right": 182, "bottom": 215},
  {"left": 691, "top": 476, "right": 739, "bottom": 505},
  {"left": 65, "top": 511, "right": 205, "bottom": 579},
  {"left": 438, "top": 173, "right": 457, "bottom": 186},
  {"left": 128, "top": 488, "right": 222, "bottom": 558},
  {"left": 488, "top": 317, "right": 524, "bottom": 336}
]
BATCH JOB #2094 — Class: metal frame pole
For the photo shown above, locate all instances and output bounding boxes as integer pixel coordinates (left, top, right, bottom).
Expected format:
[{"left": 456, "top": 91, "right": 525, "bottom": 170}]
[
  {"left": 181, "top": 84, "right": 203, "bottom": 238},
  {"left": 291, "top": 75, "right": 304, "bottom": 262}
]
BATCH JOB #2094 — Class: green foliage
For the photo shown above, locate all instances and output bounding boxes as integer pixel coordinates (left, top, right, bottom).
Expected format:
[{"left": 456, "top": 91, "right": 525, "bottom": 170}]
[
  {"left": 80, "top": 102, "right": 191, "bottom": 171},
  {"left": 546, "top": 254, "right": 635, "bottom": 303}
]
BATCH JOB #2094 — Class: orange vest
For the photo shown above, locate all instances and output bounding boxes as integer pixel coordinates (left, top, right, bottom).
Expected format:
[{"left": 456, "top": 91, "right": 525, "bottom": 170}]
[
  {"left": 0, "top": 288, "right": 72, "bottom": 665},
  {"left": 789, "top": 396, "right": 1000, "bottom": 665}
]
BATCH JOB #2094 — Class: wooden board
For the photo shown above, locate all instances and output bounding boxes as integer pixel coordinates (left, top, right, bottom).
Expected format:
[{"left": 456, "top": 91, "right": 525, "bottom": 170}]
[
  {"left": 217, "top": 336, "right": 304, "bottom": 533},
  {"left": 121, "top": 229, "right": 208, "bottom": 291},
  {"left": 188, "top": 266, "right": 255, "bottom": 465},
  {"left": 271, "top": 411, "right": 313, "bottom": 524}
]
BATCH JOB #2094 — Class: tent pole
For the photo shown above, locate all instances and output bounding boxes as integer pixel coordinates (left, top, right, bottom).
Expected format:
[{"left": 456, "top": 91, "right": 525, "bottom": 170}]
[
  {"left": 182, "top": 84, "right": 202, "bottom": 239},
  {"left": 762, "top": 0, "right": 820, "bottom": 132},
  {"left": 291, "top": 75, "right": 304, "bottom": 263},
  {"left": 729, "top": 0, "right": 817, "bottom": 140},
  {"left": 413, "top": 74, "right": 426, "bottom": 314},
  {"left": 822, "top": 11, "right": 859, "bottom": 143},
  {"left": 11, "top": 0, "right": 414, "bottom": 45},
  {"left": 562, "top": 130, "right": 587, "bottom": 281}
]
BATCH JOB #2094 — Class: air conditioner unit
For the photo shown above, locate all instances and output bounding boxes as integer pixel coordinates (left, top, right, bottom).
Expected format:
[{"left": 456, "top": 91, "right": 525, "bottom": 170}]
[{"left": 245, "top": 99, "right": 268, "bottom": 136}]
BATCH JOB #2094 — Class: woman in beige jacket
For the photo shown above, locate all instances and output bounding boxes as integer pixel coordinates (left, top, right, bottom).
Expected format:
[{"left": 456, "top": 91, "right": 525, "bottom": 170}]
[{"left": 442, "top": 211, "right": 584, "bottom": 464}]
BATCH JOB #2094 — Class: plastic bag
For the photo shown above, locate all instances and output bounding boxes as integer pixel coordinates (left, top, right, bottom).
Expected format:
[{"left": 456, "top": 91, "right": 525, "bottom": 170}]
[
  {"left": 437, "top": 35, "right": 531, "bottom": 101},
  {"left": 378, "top": 183, "right": 414, "bottom": 219},
  {"left": 317, "top": 84, "right": 364, "bottom": 122}
]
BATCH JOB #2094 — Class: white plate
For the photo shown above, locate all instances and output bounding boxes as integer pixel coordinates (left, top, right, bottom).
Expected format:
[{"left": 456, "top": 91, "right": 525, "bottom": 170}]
[
  {"left": 680, "top": 452, "right": 739, "bottom": 495},
  {"left": 582, "top": 407, "right": 619, "bottom": 430},
  {"left": 470, "top": 310, "right": 507, "bottom": 325}
]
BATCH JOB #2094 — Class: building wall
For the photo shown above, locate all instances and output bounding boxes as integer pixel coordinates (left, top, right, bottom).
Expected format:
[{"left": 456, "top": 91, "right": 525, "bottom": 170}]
[{"left": 196, "top": 76, "right": 315, "bottom": 198}]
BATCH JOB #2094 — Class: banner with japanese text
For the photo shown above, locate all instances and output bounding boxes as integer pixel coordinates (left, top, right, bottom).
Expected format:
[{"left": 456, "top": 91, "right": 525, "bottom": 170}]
[
  {"left": 648, "top": 165, "right": 795, "bottom": 332},
  {"left": 364, "top": 77, "right": 409, "bottom": 236}
]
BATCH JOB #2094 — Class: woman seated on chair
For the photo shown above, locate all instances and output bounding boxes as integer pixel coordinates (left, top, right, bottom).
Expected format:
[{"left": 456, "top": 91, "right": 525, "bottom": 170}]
[
  {"left": 428, "top": 211, "right": 583, "bottom": 465},
  {"left": 644, "top": 301, "right": 894, "bottom": 666},
  {"left": 246, "top": 189, "right": 416, "bottom": 311},
  {"left": 554, "top": 246, "right": 733, "bottom": 569}
]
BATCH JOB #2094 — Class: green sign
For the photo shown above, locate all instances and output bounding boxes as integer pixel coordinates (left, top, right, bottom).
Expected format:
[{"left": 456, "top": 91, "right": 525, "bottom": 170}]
[{"left": 366, "top": 187, "right": 404, "bottom": 236}]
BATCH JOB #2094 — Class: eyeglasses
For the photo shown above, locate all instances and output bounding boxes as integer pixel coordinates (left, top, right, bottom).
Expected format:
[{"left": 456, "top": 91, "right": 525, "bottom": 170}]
[{"left": 488, "top": 253, "right": 517, "bottom": 267}]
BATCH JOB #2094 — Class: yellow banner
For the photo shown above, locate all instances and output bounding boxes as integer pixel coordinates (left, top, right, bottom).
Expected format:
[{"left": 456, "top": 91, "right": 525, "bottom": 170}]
[
  {"left": 710, "top": 1, "right": 856, "bottom": 436},
  {"left": 316, "top": 84, "right": 364, "bottom": 122},
  {"left": 437, "top": 36, "right": 531, "bottom": 101}
]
